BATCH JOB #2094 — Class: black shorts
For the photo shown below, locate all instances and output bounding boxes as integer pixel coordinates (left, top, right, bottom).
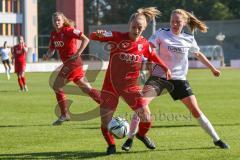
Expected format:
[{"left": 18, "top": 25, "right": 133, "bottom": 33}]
[
  {"left": 2, "top": 59, "right": 10, "bottom": 65},
  {"left": 145, "top": 76, "right": 193, "bottom": 100}
]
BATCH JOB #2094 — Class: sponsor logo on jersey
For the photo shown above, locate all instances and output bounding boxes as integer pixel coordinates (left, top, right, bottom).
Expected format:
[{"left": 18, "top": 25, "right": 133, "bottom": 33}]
[
  {"left": 54, "top": 41, "right": 64, "bottom": 47},
  {"left": 168, "top": 46, "right": 187, "bottom": 54},
  {"left": 119, "top": 52, "right": 140, "bottom": 63}
]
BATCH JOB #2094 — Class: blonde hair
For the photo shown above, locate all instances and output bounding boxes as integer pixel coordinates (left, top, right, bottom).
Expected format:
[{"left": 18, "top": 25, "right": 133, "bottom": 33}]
[
  {"left": 52, "top": 12, "right": 75, "bottom": 29},
  {"left": 129, "top": 7, "right": 161, "bottom": 25},
  {"left": 172, "top": 9, "right": 208, "bottom": 33}
]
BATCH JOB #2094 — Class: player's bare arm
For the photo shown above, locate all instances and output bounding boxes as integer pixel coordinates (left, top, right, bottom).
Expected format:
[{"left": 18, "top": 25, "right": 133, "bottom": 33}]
[
  {"left": 194, "top": 51, "right": 221, "bottom": 77},
  {"left": 75, "top": 33, "right": 89, "bottom": 57}
]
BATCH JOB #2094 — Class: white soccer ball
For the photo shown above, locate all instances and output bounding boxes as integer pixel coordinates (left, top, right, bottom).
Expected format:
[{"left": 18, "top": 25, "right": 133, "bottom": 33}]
[{"left": 107, "top": 117, "right": 130, "bottom": 139}]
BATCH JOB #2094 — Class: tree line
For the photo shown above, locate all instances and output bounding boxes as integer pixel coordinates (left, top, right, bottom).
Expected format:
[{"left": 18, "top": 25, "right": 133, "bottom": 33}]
[
  {"left": 38, "top": 0, "right": 240, "bottom": 34},
  {"left": 85, "top": 0, "right": 240, "bottom": 26}
]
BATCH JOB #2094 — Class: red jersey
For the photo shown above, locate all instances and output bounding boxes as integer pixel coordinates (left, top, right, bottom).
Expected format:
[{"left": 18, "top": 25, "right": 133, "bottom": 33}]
[
  {"left": 12, "top": 44, "right": 27, "bottom": 63},
  {"left": 90, "top": 31, "right": 168, "bottom": 90},
  {"left": 49, "top": 26, "right": 83, "bottom": 62}
]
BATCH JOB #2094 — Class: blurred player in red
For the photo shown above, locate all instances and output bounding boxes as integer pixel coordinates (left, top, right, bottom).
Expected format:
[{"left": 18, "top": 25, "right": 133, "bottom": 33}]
[
  {"left": 12, "top": 36, "right": 28, "bottom": 92},
  {"left": 90, "top": 7, "right": 171, "bottom": 155},
  {"left": 44, "top": 12, "right": 101, "bottom": 126}
]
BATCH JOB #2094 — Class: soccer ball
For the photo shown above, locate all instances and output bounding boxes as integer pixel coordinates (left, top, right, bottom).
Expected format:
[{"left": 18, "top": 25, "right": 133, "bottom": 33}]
[{"left": 107, "top": 117, "right": 130, "bottom": 139}]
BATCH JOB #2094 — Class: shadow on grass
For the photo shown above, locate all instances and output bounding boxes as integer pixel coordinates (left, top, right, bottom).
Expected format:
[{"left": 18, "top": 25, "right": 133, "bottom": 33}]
[
  {"left": 0, "top": 122, "right": 239, "bottom": 129},
  {"left": 157, "top": 146, "right": 217, "bottom": 152},
  {"left": 0, "top": 151, "right": 106, "bottom": 159},
  {"left": 152, "top": 123, "right": 240, "bottom": 129},
  {"left": 0, "top": 124, "right": 51, "bottom": 128},
  {"left": 74, "top": 127, "right": 99, "bottom": 130},
  {"left": 0, "top": 146, "right": 218, "bottom": 159},
  {"left": 116, "top": 146, "right": 218, "bottom": 156},
  {"left": 0, "top": 124, "right": 100, "bottom": 129},
  {"left": 0, "top": 90, "right": 19, "bottom": 93}
]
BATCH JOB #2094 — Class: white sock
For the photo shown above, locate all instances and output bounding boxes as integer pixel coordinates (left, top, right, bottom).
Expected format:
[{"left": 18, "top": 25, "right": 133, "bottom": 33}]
[
  {"left": 128, "top": 113, "right": 140, "bottom": 139},
  {"left": 197, "top": 113, "right": 220, "bottom": 142}
]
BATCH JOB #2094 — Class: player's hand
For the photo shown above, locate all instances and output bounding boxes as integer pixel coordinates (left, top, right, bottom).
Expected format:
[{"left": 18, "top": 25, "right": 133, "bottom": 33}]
[
  {"left": 96, "top": 30, "right": 106, "bottom": 37},
  {"left": 166, "top": 69, "right": 172, "bottom": 80},
  {"left": 212, "top": 68, "right": 221, "bottom": 77}
]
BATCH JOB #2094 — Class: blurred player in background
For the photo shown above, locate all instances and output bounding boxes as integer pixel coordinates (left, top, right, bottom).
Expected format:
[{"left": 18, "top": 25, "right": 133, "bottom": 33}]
[
  {"left": 44, "top": 12, "right": 101, "bottom": 126},
  {"left": 0, "top": 41, "right": 12, "bottom": 80},
  {"left": 90, "top": 7, "right": 171, "bottom": 155},
  {"left": 122, "top": 8, "right": 229, "bottom": 151},
  {"left": 12, "top": 36, "right": 28, "bottom": 92}
]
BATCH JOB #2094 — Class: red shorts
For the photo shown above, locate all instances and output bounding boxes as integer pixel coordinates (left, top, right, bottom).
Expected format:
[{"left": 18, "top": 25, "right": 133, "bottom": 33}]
[
  {"left": 15, "top": 62, "right": 26, "bottom": 73},
  {"left": 100, "top": 83, "right": 147, "bottom": 111},
  {"left": 58, "top": 57, "right": 85, "bottom": 83}
]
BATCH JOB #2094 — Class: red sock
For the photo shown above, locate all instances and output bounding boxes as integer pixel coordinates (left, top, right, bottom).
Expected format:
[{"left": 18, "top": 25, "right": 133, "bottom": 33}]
[
  {"left": 89, "top": 88, "right": 101, "bottom": 104},
  {"left": 138, "top": 122, "right": 152, "bottom": 137},
  {"left": 17, "top": 77, "right": 23, "bottom": 89},
  {"left": 21, "top": 76, "right": 26, "bottom": 86},
  {"left": 55, "top": 91, "right": 67, "bottom": 116},
  {"left": 101, "top": 126, "right": 115, "bottom": 146}
]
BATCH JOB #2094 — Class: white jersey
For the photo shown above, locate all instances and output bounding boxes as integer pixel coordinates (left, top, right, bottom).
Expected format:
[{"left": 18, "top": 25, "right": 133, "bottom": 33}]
[
  {"left": 0, "top": 48, "right": 11, "bottom": 61},
  {"left": 149, "top": 28, "right": 200, "bottom": 80}
]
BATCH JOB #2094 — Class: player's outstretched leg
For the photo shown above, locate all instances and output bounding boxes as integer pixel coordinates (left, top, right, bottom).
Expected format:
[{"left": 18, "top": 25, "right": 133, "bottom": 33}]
[{"left": 182, "top": 95, "right": 230, "bottom": 149}]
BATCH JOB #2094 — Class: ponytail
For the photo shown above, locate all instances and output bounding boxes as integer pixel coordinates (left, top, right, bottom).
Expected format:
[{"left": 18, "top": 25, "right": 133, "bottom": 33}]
[{"left": 172, "top": 9, "right": 208, "bottom": 33}]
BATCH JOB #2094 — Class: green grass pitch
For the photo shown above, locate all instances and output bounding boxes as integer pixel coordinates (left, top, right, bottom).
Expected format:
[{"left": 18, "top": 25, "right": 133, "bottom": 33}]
[{"left": 0, "top": 68, "right": 239, "bottom": 160}]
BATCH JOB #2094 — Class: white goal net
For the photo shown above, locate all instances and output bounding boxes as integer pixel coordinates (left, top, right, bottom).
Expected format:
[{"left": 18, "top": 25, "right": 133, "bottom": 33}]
[{"left": 189, "top": 45, "right": 225, "bottom": 67}]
